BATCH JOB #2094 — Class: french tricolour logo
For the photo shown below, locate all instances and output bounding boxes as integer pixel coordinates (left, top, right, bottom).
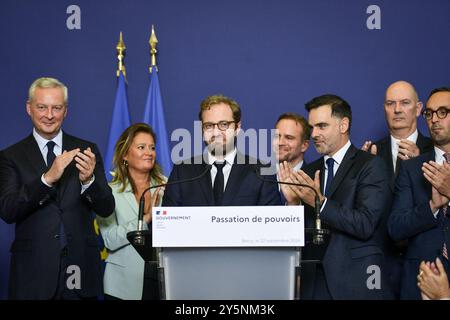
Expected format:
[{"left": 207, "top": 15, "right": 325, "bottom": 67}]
[{"left": 156, "top": 210, "right": 167, "bottom": 215}]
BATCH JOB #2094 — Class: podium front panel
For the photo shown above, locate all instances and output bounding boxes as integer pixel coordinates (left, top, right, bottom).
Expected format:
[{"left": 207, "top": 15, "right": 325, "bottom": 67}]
[{"left": 160, "top": 247, "right": 299, "bottom": 300}]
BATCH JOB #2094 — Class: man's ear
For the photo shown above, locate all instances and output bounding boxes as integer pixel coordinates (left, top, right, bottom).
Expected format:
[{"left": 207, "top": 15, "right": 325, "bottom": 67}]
[
  {"left": 339, "top": 117, "right": 350, "bottom": 134},
  {"left": 416, "top": 101, "right": 423, "bottom": 117},
  {"left": 26, "top": 101, "right": 31, "bottom": 116},
  {"left": 63, "top": 105, "right": 68, "bottom": 118},
  {"left": 235, "top": 121, "right": 241, "bottom": 134},
  {"left": 300, "top": 139, "right": 310, "bottom": 153}
]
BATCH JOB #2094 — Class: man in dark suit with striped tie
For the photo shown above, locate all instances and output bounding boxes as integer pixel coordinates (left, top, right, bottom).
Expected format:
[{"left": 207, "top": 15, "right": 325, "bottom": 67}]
[
  {"left": 0, "top": 77, "right": 114, "bottom": 299},
  {"left": 388, "top": 87, "right": 450, "bottom": 299}
]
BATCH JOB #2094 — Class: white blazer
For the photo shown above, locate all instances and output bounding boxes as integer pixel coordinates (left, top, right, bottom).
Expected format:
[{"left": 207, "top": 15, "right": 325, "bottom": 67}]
[{"left": 97, "top": 179, "right": 164, "bottom": 300}]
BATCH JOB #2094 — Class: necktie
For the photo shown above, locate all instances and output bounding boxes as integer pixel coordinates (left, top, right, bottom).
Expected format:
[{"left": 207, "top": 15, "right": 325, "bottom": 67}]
[
  {"left": 395, "top": 155, "right": 401, "bottom": 175},
  {"left": 213, "top": 162, "right": 226, "bottom": 206},
  {"left": 440, "top": 153, "right": 450, "bottom": 260},
  {"left": 47, "top": 141, "right": 68, "bottom": 249},
  {"left": 324, "top": 158, "right": 335, "bottom": 197},
  {"left": 47, "top": 141, "right": 56, "bottom": 168}
]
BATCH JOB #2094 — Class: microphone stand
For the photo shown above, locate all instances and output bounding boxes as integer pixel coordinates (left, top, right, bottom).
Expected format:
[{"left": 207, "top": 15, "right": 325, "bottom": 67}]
[
  {"left": 127, "top": 164, "right": 213, "bottom": 248},
  {"left": 254, "top": 166, "right": 329, "bottom": 245}
]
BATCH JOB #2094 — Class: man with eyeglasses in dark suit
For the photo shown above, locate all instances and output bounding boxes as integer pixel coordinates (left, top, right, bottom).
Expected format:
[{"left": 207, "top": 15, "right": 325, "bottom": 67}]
[
  {"left": 162, "top": 94, "right": 281, "bottom": 207},
  {"left": 388, "top": 87, "right": 450, "bottom": 299}
]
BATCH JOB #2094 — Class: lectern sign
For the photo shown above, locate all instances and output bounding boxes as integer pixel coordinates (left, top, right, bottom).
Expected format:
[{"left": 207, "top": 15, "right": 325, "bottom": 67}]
[{"left": 152, "top": 206, "right": 304, "bottom": 247}]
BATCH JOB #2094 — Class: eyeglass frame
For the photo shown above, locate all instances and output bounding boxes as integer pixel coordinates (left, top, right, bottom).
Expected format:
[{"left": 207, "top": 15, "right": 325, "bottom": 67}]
[
  {"left": 202, "top": 120, "right": 236, "bottom": 131},
  {"left": 421, "top": 106, "right": 450, "bottom": 120}
]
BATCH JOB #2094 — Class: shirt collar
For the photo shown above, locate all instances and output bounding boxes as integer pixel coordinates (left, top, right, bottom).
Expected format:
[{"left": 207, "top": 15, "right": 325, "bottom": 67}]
[
  {"left": 324, "top": 140, "right": 351, "bottom": 167},
  {"left": 390, "top": 129, "right": 418, "bottom": 152},
  {"left": 292, "top": 160, "right": 304, "bottom": 171},
  {"left": 434, "top": 146, "right": 447, "bottom": 164},
  {"left": 207, "top": 148, "right": 237, "bottom": 166},
  {"left": 33, "top": 128, "right": 63, "bottom": 152}
]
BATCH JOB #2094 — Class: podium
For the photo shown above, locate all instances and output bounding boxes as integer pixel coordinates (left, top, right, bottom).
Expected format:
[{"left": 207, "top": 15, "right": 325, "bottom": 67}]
[
  {"left": 159, "top": 247, "right": 300, "bottom": 300},
  {"left": 127, "top": 206, "right": 325, "bottom": 300}
]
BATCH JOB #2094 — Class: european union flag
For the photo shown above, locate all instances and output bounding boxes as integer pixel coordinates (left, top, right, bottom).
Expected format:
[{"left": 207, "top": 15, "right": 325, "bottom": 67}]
[
  {"left": 143, "top": 66, "right": 172, "bottom": 176},
  {"left": 104, "top": 71, "right": 131, "bottom": 181}
]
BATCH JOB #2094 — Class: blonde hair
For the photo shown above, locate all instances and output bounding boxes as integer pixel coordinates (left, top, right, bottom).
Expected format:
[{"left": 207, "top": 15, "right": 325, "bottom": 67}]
[
  {"left": 28, "top": 77, "right": 68, "bottom": 105},
  {"left": 111, "top": 123, "right": 165, "bottom": 192}
]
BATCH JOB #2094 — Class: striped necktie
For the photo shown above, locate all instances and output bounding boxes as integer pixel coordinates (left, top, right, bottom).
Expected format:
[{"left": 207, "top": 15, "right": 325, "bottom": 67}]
[{"left": 440, "top": 152, "right": 449, "bottom": 260}]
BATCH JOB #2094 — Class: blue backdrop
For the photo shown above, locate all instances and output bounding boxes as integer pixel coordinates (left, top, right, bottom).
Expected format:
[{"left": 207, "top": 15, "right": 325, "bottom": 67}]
[{"left": 0, "top": 0, "right": 449, "bottom": 299}]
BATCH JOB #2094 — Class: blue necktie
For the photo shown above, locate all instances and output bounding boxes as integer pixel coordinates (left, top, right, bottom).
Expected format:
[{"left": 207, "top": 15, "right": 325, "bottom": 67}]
[
  {"left": 46, "top": 141, "right": 56, "bottom": 168},
  {"left": 47, "top": 141, "right": 68, "bottom": 249},
  {"left": 324, "top": 158, "right": 335, "bottom": 197}
]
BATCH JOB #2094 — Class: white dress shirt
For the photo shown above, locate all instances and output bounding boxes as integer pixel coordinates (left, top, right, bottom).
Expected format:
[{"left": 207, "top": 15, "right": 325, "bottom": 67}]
[
  {"left": 390, "top": 129, "right": 418, "bottom": 172},
  {"left": 206, "top": 148, "right": 237, "bottom": 191},
  {"left": 321, "top": 140, "right": 352, "bottom": 210}
]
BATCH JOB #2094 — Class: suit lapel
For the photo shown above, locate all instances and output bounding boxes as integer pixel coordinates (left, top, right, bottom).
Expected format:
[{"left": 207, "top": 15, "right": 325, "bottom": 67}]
[
  {"left": 123, "top": 188, "right": 139, "bottom": 217},
  {"left": 326, "top": 145, "right": 357, "bottom": 198},
  {"left": 222, "top": 155, "right": 247, "bottom": 205},
  {"left": 196, "top": 161, "right": 214, "bottom": 205},
  {"left": 417, "top": 132, "right": 433, "bottom": 153},
  {"left": 381, "top": 138, "right": 395, "bottom": 177},
  {"left": 23, "top": 134, "right": 47, "bottom": 175},
  {"left": 59, "top": 133, "right": 80, "bottom": 198},
  {"left": 423, "top": 151, "right": 435, "bottom": 198},
  {"left": 319, "top": 160, "right": 326, "bottom": 195}
]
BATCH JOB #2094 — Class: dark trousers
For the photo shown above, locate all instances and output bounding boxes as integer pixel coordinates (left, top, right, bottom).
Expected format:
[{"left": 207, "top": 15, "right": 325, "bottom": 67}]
[
  {"left": 142, "top": 261, "right": 160, "bottom": 300},
  {"left": 312, "top": 265, "right": 332, "bottom": 300},
  {"left": 52, "top": 248, "right": 97, "bottom": 300}
]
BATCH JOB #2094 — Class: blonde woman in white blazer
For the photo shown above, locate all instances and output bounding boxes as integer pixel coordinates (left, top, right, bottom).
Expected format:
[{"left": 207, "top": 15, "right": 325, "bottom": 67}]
[{"left": 97, "top": 123, "right": 166, "bottom": 300}]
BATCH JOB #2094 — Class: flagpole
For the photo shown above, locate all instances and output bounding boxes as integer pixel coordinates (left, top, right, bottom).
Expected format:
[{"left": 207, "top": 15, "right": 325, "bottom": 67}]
[
  {"left": 143, "top": 25, "right": 172, "bottom": 176},
  {"left": 117, "top": 31, "right": 127, "bottom": 77},
  {"left": 149, "top": 25, "right": 158, "bottom": 73},
  {"left": 104, "top": 32, "right": 131, "bottom": 181}
]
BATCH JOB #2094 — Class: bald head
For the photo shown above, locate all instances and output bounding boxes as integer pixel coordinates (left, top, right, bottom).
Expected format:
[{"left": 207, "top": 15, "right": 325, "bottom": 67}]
[
  {"left": 383, "top": 80, "right": 423, "bottom": 139},
  {"left": 385, "top": 81, "right": 419, "bottom": 102}
]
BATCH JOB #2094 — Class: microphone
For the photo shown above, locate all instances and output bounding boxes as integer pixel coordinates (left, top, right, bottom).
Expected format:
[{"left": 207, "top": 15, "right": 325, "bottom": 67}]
[
  {"left": 253, "top": 163, "right": 328, "bottom": 245},
  {"left": 130, "top": 164, "right": 213, "bottom": 246}
]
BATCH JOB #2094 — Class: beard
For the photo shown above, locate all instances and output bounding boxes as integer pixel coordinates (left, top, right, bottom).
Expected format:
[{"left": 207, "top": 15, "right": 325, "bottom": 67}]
[
  {"left": 431, "top": 132, "right": 450, "bottom": 147},
  {"left": 206, "top": 138, "right": 236, "bottom": 156},
  {"left": 430, "top": 125, "right": 450, "bottom": 147}
]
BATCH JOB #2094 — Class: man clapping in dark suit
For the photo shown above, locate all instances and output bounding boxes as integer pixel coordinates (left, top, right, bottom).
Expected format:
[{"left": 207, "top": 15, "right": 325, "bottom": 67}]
[
  {"left": 362, "top": 81, "right": 432, "bottom": 187},
  {"left": 280, "top": 94, "right": 393, "bottom": 299},
  {"left": 361, "top": 81, "right": 433, "bottom": 298},
  {"left": 388, "top": 87, "right": 450, "bottom": 299},
  {"left": 0, "top": 77, "right": 114, "bottom": 299}
]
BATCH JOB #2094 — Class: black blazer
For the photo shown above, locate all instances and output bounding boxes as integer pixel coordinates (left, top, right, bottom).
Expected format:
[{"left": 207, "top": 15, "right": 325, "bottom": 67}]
[
  {"left": 388, "top": 151, "right": 450, "bottom": 299},
  {"left": 0, "top": 132, "right": 115, "bottom": 299},
  {"left": 374, "top": 132, "right": 433, "bottom": 190},
  {"left": 301, "top": 145, "right": 393, "bottom": 299},
  {"left": 162, "top": 153, "right": 281, "bottom": 206}
]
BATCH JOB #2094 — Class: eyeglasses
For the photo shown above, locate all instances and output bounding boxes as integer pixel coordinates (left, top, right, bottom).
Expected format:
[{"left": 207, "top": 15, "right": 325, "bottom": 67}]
[
  {"left": 422, "top": 107, "right": 450, "bottom": 120},
  {"left": 202, "top": 121, "right": 235, "bottom": 131}
]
